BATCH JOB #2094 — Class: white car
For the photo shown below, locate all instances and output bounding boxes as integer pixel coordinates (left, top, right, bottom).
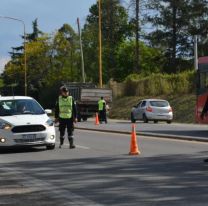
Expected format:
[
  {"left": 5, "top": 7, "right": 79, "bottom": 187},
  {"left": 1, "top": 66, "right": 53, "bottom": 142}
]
[
  {"left": 0, "top": 96, "right": 56, "bottom": 149},
  {"left": 131, "top": 99, "right": 173, "bottom": 124}
]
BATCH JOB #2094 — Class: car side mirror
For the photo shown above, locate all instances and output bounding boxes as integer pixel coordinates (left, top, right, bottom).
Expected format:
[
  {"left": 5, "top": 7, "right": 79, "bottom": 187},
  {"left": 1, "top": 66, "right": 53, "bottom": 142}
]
[{"left": 45, "top": 109, "right": 52, "bottom": 114}]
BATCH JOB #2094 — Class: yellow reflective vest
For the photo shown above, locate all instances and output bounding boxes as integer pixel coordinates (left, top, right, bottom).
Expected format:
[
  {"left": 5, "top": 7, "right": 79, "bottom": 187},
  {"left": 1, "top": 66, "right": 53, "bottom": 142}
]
[
  {"left": 59, "top": 96, "right": 73, "bottom": 119},
  {"left": 98, "top": 99, "right": 106, "bottom": 111}
]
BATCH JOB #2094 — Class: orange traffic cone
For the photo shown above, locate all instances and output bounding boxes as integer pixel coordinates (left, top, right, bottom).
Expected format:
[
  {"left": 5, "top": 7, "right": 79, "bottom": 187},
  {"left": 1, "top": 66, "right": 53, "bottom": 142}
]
[
  {"left": 95, "top": 112, "right": 100, "bottom": 125},
  {"left": 129, "top": 124, "right": 140, "bottom": 155}
]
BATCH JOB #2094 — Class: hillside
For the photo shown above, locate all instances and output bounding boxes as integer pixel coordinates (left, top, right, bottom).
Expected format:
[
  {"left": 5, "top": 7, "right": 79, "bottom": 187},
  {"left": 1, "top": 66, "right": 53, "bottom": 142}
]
[{"left": 109, "top": 94, "right": 196, "bottom": 123}]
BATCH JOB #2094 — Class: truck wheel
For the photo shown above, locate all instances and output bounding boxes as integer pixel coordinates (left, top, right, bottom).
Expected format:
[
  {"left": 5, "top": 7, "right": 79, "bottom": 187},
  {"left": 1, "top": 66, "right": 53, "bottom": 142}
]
[
  {"left": 77, "top": 113, "right": 82, "bottom": 122},
  {"left": 82, "top": 117, "right": 88, "bottom": 121}
]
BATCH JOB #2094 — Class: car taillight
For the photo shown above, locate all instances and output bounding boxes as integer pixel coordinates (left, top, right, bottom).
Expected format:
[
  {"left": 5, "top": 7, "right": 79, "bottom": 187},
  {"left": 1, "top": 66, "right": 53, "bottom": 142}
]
[
  {"left": 169, "top": 107, "right": 173, "bottom": 112},
  {"left": 146, "top": 106, "right": 153, "bottom": 112}
]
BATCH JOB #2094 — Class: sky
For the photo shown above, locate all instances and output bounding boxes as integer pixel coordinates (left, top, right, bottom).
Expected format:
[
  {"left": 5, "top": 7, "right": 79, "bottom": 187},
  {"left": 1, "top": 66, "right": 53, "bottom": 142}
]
[{"left": 0, "top": 0, "right": 96, "bottom": 72}]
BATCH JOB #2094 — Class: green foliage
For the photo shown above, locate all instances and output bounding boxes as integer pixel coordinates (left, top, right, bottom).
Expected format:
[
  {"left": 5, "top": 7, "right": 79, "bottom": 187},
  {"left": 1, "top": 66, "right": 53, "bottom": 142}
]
[
  {"left": 124, "top": 71, "right": 196, "bottom": 96},
  {"left": 2, "top": 21, "right": 81, "bottom": 99},
  {"left": 145, "top": 0, "right": 208, "bottom": 72},
  {"left": 105, "top": 40, "right": 166, "bottom": 81},
  {"left": 0, "top": 78, "right": 4, "bottom": 89},
  {"left": 1, "top": 1, "right": 206, "bottom": 103},
  {"left": 82, "top": 0, "right": 131, "bottom": 83}
]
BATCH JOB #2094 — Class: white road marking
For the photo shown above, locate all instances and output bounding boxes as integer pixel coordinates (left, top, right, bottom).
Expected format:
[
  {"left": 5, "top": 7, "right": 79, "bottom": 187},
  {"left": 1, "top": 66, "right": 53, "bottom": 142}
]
[
  {"left": 76, "top": 145, "right": 90, "bottom": 149},
  {"left": 61, "top": 143, "right": 90, "bottom": 149}
]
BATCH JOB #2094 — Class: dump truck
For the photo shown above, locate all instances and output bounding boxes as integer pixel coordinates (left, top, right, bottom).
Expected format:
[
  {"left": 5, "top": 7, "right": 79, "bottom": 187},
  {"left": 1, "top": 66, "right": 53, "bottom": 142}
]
[{"left": 65, "top": 83, "right": 113, "bottom": 122}]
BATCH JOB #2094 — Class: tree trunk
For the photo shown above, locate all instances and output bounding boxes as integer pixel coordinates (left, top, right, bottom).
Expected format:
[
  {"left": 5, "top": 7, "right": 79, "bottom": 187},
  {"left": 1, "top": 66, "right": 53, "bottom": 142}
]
[
  {"left": 135, "top": 0, "right": 140, "bottom": 73},
  {"left": 172, "top": 1, "right": 177, "bottom": 71}
]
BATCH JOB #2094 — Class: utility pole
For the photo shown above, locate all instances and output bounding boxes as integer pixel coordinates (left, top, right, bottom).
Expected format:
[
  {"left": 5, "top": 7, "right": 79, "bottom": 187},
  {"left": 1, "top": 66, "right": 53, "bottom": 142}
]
[
  {"left": 98, "top": 0, "right": 103, "bottom": 88},
  {"left": 77, "top": 18, "right": 85, "bottom": 83},
  {"left": 194, "top": 35, "right": 198, "bottom": 71}
]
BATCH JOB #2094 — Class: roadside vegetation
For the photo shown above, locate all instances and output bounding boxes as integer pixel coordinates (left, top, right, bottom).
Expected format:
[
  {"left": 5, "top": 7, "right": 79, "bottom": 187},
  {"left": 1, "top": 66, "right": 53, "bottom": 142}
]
[
  {"left": 109, "top": 71, "right": 196, "bottom": 123},
  {"left": 123, "top": 71, "right": 195, "bottom": 97},
  {"left": 109, "top": 94, "right": 196, "bottom": 123}
]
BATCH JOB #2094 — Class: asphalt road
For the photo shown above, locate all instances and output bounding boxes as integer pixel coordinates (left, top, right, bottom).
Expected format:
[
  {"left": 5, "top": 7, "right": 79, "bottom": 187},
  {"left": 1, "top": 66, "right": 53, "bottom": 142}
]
[
  {"left": 0, "top": 129, "right": 208, "bottom": 205},
  {"left": 76, "top": 119, "right": 208, "bottom": 141}
]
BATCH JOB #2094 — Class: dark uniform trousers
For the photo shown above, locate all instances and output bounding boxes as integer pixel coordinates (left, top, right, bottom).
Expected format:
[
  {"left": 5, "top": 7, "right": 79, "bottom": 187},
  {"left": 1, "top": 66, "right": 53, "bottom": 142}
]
[
  {"left": 99, "top": 110, "right": 107, "bottom": 123},
  {"left": 59, "top": 117, "right": 74, "bottom": 145}
]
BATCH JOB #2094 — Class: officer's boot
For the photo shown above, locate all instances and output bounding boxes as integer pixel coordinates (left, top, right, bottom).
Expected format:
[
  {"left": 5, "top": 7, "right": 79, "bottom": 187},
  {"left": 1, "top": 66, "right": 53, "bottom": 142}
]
[
  {"left": 59, "top": 136, "right": 64, "bottom": 148},
  {"left": 68, "top": 136, "right": 75, "bottom": 149}
]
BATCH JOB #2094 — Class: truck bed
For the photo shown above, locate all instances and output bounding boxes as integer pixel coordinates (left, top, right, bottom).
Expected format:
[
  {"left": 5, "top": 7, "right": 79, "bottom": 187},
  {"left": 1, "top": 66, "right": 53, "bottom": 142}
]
[{"left": 80, "top": 88, "right": 112, "bottom": 103}]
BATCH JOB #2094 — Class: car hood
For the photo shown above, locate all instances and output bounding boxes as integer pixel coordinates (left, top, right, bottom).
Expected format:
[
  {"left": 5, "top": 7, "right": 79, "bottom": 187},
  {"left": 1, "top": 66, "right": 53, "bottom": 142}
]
[{"left": 0, "top": 114, "right": 49, "bottom": 126}]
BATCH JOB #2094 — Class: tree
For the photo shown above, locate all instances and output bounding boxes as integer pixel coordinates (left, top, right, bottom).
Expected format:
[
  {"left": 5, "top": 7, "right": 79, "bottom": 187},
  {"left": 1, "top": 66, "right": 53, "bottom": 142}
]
[
  {"left": 8, "top": 19, "right": 43, "bottom": 65},
  {"left": 115, "top": 40, "right": 165, "bottom": 80},
  {"left": 145, "top": 0, "right": 208, "bottom": 72},
  {"left": 129, "top": 0, "right": 146, "bottom": 73},
  {"left": 145, "top": 0, "right": 191, "bottom": 72},
  {"left": 2, "top": 19, "right": 46, "bottom": 96},
  {"left": 188, "top": 0, "right": 208, "bottom": 57},
  {"left": 48, "top": 24, "right": 80, "bottom": 84},
  {"left": 25, "top": 36, "right": 52, "bottom": 98},
  {"left": 26, "top": 18, "right": 43, "bottom": 42},
  {"left": 82, "top": 0, "right": 131, "bottom": 83}
]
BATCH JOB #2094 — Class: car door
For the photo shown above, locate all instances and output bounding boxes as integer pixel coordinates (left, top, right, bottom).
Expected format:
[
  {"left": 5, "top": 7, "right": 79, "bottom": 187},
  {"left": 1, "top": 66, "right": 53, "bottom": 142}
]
[
  {"left": 133, "top": 101, "right": 142, "bottom": 119},
  {"left": 137, "top": 100, "right": 146, "bottom": 119}
]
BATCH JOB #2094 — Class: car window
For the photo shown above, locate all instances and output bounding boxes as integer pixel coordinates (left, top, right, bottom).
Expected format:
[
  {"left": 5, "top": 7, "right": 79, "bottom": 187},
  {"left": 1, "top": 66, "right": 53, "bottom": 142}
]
[
  {"left": 136, "top": 101, "right": 142, "bottom": 108},
  {"left": 0, "top": 99, "right": 45, "bottom": 116},
  {"left": 141, "top": 101, "right": 146, "bottom": 107},
  {"left": 150, "top": 101, "right": 169, "bottom": 107}
]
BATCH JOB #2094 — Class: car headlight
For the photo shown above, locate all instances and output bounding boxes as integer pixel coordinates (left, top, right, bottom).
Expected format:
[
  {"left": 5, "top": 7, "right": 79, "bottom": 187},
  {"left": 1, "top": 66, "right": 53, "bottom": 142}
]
[
  {"left": 0, "top": 121, "right": 12, "bottom": 130},
  {"left": 46, "top": 119, "right": 54, "bottom": 127}
]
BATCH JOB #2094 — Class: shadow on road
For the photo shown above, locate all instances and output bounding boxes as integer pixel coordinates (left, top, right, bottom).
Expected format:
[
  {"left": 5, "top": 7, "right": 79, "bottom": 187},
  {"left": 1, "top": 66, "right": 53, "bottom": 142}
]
[
  {"left": 0, "top": 146, "right": 46, "bottom": 154},
  {"left": 1, "top": 152, "right": 208, "bottom": 205}
]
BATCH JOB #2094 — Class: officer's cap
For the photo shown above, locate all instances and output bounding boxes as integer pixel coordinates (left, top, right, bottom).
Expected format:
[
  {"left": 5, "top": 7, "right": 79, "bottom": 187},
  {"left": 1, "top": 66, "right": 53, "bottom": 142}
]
[{"left": 60, "top": 86, "right": 68, "bottom": 92}]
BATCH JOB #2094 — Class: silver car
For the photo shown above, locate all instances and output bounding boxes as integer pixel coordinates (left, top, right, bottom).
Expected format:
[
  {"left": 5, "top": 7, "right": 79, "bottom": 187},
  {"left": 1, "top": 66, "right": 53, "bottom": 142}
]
[{"left": 131, "top": 99, "right": 173, "bottom": 123}]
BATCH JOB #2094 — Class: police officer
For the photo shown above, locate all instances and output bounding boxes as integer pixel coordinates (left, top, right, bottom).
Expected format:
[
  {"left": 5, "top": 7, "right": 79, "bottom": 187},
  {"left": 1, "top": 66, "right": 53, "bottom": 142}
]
[
  {"left": 98, "top": 96, "right": 107, "bottom": 124},
  {"left": 55, "top": 86, "right": 77, "bottom": 149}
]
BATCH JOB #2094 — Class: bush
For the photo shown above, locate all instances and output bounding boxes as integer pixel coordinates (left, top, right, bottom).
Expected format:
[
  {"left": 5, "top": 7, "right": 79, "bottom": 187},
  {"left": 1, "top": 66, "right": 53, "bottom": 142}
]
[{"left": 124, "top": 71, "right": 195, "bottom": 96}]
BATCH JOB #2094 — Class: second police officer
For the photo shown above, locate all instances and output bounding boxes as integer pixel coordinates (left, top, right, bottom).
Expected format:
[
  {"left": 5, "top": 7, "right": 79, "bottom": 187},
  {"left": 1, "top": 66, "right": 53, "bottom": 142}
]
[{"left": 98, "top": 96, "right": 107, "bottom": 124}]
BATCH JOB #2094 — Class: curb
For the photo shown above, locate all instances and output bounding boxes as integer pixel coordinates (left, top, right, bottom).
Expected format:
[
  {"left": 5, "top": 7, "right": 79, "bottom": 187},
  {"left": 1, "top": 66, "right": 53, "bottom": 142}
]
[{"left": 75, "top": 127, "right": 208, "bottom": 143}]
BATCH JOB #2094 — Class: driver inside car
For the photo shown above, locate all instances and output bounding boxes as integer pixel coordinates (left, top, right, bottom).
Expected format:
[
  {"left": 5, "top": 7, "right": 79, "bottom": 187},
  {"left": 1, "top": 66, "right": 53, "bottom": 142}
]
[{"left": 17, "top": 103, "right": 27, "bottom": 113}]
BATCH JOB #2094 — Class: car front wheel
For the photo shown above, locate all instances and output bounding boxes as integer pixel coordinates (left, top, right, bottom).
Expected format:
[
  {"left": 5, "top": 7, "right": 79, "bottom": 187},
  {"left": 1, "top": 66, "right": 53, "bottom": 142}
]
[
  {"left": 167, "top": 120, "right": 172, "bottom": 124},
  {"left": 46, "top": 144, "right": 55, "bottom": 150}
]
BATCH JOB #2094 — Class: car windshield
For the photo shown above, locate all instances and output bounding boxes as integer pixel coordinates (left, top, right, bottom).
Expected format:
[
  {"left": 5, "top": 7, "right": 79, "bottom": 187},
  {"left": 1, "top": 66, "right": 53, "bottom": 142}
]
[
  {"left": 150, "top": 101, "right": 169, "bottom": 107},
  {"left": 0, "top": 99, "right": 45, "bottom": 116}
]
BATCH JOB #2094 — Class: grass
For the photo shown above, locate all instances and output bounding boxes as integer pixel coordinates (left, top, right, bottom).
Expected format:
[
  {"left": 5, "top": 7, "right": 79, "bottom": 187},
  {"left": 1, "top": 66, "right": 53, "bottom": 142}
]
[{"left": 109, "top": 94, "right": 196, "bottom": 123}]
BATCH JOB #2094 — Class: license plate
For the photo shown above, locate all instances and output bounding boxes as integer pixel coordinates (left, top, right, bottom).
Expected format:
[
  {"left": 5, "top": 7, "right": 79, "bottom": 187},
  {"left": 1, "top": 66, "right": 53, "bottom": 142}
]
[{"left": 22, "top": 134, "right": 37, "bottom": 139}]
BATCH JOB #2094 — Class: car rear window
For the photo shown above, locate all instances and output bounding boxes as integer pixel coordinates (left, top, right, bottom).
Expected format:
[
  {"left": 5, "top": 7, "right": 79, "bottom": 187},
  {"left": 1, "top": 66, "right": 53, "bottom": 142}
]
[{"left": 150, "top": 101, "right": 169, "bottom": 107}]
